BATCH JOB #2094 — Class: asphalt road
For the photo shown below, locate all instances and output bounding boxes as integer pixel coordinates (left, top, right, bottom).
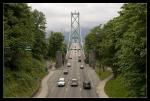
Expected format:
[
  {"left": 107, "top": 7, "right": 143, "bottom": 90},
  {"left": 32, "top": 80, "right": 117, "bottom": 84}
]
[{"left": 47, "top": 43, "right": 100, "bottom": 98}]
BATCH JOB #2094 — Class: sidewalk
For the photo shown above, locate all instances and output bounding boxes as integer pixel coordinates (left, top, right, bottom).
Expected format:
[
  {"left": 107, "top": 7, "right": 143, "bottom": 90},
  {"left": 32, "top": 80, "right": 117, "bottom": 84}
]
[
  {"left": 96, "top": 67, "right": 113, "bottom": 98},
  {"left": 33, "top": 62, "right": 55, "bottom": 98}
]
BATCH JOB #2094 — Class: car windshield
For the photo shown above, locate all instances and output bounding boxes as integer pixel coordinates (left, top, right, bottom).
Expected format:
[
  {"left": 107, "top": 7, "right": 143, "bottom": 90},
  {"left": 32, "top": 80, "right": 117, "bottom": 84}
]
[
  {"left": 72, "top": 79, "right": 77, "bottom": 81},
  {"left": 59, "top": 78, "right": 64, "bottom": 81},
  {"left": 85, "top": 82, "right": 90, "bottom": 84}
]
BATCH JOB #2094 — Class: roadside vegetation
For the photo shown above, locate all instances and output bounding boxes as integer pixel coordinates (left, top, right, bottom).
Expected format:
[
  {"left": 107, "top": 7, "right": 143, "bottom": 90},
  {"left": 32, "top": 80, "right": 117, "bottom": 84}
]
[
  {"left": 4, "top": 3, "right": 67, "bottom": 97},
  {"left": 95, "top": 62, "right": 112, "bottom": 80},
  {"left": 47, "top": 31, "right": 67, "bottom": 61},
  {"left": 105, "top": 75, "right": 130, "bottom": 97},
  {"left": 84, "top": 3, "right": 146, "bottom": 97}
]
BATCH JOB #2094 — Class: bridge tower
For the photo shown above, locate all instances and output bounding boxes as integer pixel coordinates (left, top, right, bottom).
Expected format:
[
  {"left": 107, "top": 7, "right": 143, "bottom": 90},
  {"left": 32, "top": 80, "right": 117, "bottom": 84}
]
[{"left": 67, "top": 11, "right": 83, "bottom": 52}]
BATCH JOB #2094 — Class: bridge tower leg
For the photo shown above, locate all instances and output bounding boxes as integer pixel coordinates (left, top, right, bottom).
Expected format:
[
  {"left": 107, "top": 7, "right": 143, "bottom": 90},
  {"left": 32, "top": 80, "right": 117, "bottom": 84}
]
[{"left": 67, "top": 11, "right": 83, "bottom": 53}]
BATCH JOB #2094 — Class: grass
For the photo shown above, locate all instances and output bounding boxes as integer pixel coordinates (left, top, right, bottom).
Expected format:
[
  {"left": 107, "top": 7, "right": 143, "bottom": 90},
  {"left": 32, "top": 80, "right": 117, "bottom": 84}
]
[
  {"left": 4, "top": 58, "right": 46, "bottom": 98},
  {"left": 96, "top": 68, "right": 112, "bottom": 80},
  {"left": 105, "top": 75, "right": 131, "bottom": 98}
]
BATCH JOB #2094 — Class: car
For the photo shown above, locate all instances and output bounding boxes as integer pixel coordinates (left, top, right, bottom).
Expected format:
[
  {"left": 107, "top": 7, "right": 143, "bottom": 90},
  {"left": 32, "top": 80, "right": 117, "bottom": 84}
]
[
  {"left": 57, "top": 78, "right": 65, "bottom": 87},
  {"left": 67, "top": 63, "right": 71, "bottom": 67},
  {"left": 80, "top": 65, "right": 84, "bottom": 69},
  {"left": 83, "top": 81, "right": 91, "bottom": 89},
  {"left": 84, "top": 58, "right": 89, "bottom": 64},
  {"left": 63, "top": 69, "right": 68, "bottom": 74},
  {"left": 70, "top": 78, "right": 78, "bottom": 87}
]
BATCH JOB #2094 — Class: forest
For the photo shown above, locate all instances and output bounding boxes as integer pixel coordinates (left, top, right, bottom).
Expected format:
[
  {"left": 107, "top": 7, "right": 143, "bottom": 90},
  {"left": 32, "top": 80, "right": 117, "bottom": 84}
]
[
  {"left": 4, "top": 3, "right": 66, "bottom": 97},
  {"left": 84, "top": 3, "right": 146, "bottom": 97}
]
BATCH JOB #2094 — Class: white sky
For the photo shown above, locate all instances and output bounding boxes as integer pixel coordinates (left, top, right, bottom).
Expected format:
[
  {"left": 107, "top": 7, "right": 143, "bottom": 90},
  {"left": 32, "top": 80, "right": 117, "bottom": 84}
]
[{"left": 28, "top": 3, "right": 124, "bottom": 33}]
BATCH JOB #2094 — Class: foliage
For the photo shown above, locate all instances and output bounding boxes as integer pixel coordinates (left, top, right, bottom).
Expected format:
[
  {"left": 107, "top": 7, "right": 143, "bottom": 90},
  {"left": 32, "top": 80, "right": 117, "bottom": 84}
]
[
  {"left": 105, "top": 75, "right": 130, "bottom": 97},
  {"left": 31, "top": 9, "right": 47, "bottom": 60},
  {"left": 4, "top": 3, "right": 48, "bottom": 97},
  {"left": 96, "top": 67, "right": 112, "bottom": 80},
  {"left": 4, "top": 3, "right": 34, "bottom": 70},
  {"left": 4, "top": 58, "right": 45, "bottom": 97},
  {"left": 47, "top": 32, "right": 66, "bottom": 60},
  {"left": 84, "top": 3, "right": 146, "bottom": 97}
]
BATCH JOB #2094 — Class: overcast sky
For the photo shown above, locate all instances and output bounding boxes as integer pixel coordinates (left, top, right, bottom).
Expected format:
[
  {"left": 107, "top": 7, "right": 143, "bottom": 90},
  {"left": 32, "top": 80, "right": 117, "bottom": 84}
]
[{"left": 28, "top": 3, "right": 124, "bottom": 33}]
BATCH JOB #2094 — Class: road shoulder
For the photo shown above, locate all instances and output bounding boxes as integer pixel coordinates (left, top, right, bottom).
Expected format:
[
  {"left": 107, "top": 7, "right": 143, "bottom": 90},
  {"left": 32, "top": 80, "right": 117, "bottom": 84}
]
[
  {"left": 96, "top": 73, "right": 113, "bottom": 98},
  {"left": 33, "top": 68, "right": 55, "bottom": 98}
]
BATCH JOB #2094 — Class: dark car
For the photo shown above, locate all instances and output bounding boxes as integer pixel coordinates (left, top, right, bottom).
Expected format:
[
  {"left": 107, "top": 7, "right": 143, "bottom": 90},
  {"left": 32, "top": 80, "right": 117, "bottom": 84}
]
[
  {"left": 63, "top": 69, "right": 68, "bottom": 74},
  {"left": 78, "top": 59, "right": 81, "bottom": 62},
  {"left": 83, "top": 81, "right": 91, "bottom": 89},
  {"left": 70, "top": 78, "right": 78, "bottom": 87}
]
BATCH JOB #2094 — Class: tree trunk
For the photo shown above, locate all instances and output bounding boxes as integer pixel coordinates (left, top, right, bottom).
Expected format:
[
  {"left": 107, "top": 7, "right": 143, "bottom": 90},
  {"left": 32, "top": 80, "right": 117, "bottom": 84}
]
[{"left": 102, "top": 65, "right": 105, "bottom": 72}]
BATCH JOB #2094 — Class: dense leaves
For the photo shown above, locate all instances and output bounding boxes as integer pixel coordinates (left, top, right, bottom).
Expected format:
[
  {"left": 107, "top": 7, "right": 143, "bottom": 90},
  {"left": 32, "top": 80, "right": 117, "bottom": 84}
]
[
  {"left": 31, "top": 9, "right": 47, "bottom": 60},
  {"left": 47, "top": 32, "right": 66, "bottom": 60},
  {"left": 4, "top": 3, "right": 68, "bottom": 97},
  {"left": 4, "top": 3, "right": 35, "bottom": 70},
  {"left": 84, "top": 3, "right": 146, "bottom": 97}
]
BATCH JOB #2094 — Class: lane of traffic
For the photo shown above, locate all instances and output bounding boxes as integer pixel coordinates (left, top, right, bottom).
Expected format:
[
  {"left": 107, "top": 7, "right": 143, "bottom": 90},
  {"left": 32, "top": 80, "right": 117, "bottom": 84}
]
[{"left": 47, "top": 70, "right": 63, "bottom": 97}]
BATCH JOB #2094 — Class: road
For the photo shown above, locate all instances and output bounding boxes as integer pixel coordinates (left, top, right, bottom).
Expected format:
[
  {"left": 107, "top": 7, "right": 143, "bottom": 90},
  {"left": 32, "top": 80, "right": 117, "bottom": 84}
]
[{"left": 47, "top": 43, "right": 100, "bottom": 98}]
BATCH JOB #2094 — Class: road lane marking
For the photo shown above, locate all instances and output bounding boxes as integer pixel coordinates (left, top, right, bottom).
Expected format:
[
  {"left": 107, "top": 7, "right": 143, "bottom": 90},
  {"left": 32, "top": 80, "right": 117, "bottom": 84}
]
[
  {"left": 64, "top": 87, "right": 68, "bottom": 97},
  {"left": 48, "top": 70, "right": 62, "bottom": 97}
]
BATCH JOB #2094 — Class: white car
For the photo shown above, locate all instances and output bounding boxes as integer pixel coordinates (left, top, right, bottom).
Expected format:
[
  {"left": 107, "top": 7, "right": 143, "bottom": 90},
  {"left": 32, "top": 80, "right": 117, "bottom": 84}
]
[
  {"left": 67, "top": 63, "right": 71, "bottom": 67},
  {"left": 80, "top": 65, "right": 84, "bottom": 69},
  {"left": 57, "top": 78, "right": 65, "bottom": 87}
]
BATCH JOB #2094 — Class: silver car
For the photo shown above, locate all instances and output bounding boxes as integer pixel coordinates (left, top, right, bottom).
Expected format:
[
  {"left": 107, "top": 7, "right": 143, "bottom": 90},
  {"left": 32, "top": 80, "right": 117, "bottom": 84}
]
[
  {"left": 67, "top": 63, "right": 71, "bottom": 67},
  {"left": 80, "top": 65, "right": 84, "bottom": 69},
  {"left": 70, "top": 78, "right": 78, "bottom": 87}
]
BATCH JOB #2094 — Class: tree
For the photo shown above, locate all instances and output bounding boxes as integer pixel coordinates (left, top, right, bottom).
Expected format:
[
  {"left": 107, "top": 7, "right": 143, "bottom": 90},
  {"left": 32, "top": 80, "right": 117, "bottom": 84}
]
[
  {"left": 115, "top": 3, "right": 146, "bottom": 96},
  {"left": 84, "top": 3, "right": 146, "bottom": 97},
  {"left": 47, "top": 32, "right": 65, "bottom": 60},
  {"left": 31, "top": 9, "right": 47, "bottom": 60},
  {"left": 4, "top": 3, "right": 34, "bottom": 70}
]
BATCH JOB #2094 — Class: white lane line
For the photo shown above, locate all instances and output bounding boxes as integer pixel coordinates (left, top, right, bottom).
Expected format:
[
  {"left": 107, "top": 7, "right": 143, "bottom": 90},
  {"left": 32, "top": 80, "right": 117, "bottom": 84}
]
[
  {"left": 48, "top": 70, "right": 59, "bottom": 89},
  {"left": 64, "top": 87, "right": 68, "bottom": 97},
  {"left": 48, "top": 70, "right": 63, "bottom": 97},
  {"left": 86, "top": 68, "right": 99, "bottom": 97}
]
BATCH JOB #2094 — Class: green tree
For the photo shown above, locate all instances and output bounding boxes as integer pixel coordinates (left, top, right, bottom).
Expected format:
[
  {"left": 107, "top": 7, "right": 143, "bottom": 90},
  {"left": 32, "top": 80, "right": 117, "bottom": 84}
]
[
  {"left": 4, "top": 3, "right": 34, "bottom": 70},
  {"left": 47, "top": 32, "right": 65, "bottom": 60},
  {"left": 84, "top": 3, "right": 146, "bottom": 97},
  {"left": 115, "top": 3, "right": 146, "bottom": 97},
  {"left": 31, "top": 9, "right": 47, "bottom": 60},
  {"left": 4, "top": 3, "right": 48, "bottom": 97}
]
